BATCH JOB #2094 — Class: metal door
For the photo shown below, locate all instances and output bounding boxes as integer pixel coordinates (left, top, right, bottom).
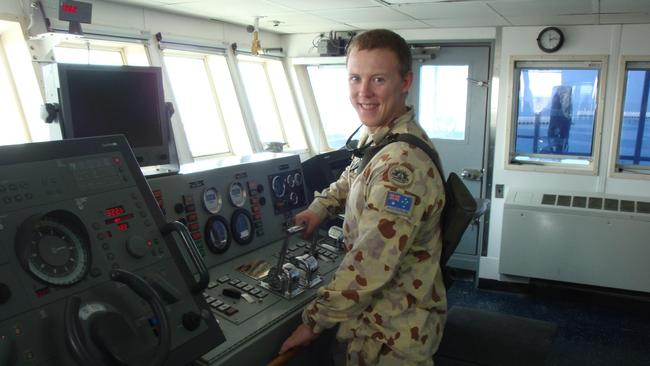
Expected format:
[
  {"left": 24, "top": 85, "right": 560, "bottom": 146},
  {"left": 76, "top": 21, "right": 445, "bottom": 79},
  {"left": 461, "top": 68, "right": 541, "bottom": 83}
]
[{"left": 408, "top": 45, "right": 490, "bottom": 271}]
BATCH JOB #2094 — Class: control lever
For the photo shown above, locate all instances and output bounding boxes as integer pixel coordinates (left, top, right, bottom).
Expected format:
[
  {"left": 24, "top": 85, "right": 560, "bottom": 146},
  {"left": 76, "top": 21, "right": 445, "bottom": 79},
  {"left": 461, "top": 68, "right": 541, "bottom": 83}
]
[
  {"left": 308, "top": 228, "right": 319, "bottom": 256},
  {"left": 264, "top": 225, "right": 306, "bottom": 298},
  {"left": 291, "top": 253, "right": 322, "bottom": 289},
  {"left": 328, "top": 225, "right": 345, "bottom": 251},
  {"left": 162, "top": 221, "right": 209, "bottom": 293}
]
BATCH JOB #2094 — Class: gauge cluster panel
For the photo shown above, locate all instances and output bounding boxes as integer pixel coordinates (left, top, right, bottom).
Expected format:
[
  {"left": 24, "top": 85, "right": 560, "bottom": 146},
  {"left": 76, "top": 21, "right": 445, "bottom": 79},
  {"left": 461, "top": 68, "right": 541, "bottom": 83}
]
[
  {"left": 268, "top": 169, "right": 307, "bottom": 214},
  {"left": 0, "top": 136, "right": 223, "bottom": 366},
  {"left": 147, "top": 154, "right": 308, "bottom": 268}
]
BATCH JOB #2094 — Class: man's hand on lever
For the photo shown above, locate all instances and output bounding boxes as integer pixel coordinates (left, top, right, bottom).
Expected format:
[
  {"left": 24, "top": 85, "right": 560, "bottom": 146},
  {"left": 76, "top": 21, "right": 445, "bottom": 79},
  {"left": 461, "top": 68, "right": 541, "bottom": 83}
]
[
  {"left": 292, "top": 210, "right": 322, "bottom": 239},
  {"left": 279, "top": 324, "right": 319, "bottom": 355}
]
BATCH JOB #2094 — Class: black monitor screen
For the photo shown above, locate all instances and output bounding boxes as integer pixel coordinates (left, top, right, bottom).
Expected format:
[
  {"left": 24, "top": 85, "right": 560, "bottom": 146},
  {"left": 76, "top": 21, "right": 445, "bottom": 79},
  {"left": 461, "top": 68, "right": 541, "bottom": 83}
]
[{"left": 57, "top": 64, "right": 170, "bottom": 166}]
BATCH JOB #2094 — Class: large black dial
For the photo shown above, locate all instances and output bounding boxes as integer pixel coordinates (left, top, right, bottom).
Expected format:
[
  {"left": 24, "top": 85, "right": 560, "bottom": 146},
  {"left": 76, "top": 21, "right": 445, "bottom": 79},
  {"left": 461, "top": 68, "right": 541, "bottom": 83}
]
[
  {"left": 271, "top": 176, "right": 285, "bottom": 198},
  {"left": 204, "top": 215, "right": 231, "bottom": 254},
  {"left": 230, "top": 209, "right": 254, "bottom": 245},
  {"left": 15, "top": 212, "right": 91, "bottom": 286}
]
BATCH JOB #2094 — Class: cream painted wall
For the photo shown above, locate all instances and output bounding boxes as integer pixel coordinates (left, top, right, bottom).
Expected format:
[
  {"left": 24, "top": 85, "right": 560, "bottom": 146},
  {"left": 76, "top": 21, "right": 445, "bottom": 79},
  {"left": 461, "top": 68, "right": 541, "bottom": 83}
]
[
  {"left": 0, "top": 1, "right": 22, "bottom": 17},
  {"left": 280, "top": 27, "right": 497, "bottom": 58}
]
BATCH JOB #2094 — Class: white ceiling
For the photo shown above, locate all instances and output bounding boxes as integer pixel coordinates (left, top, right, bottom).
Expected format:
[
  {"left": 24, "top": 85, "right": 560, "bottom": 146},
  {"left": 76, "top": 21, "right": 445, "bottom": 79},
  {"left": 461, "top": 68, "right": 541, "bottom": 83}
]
[{"left": 105, "top": 0, "right": 650, "bottom": 34}]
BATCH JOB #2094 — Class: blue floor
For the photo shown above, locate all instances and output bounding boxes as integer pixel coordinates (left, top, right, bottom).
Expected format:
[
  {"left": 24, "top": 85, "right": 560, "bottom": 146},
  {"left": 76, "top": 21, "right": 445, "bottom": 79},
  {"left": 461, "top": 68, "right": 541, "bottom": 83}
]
[{"left": 446, "top": 279, "right": 650, "bottom": 366}]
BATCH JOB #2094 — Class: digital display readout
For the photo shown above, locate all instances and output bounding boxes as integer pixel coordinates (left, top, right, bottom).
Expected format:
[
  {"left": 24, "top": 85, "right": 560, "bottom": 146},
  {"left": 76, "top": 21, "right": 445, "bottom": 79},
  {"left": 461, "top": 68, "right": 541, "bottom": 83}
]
[
  {"left": 105, "top": 206, "right": 125, "bottom": 217},
  {"left": 62, "top": 4, "right": 78, "bottom": 13},
  {"left": 104, "top": 213, "right": 134, "bottom": 225},
  {"left": 117, "top": 222, "right": 129, "bottom": 232}
]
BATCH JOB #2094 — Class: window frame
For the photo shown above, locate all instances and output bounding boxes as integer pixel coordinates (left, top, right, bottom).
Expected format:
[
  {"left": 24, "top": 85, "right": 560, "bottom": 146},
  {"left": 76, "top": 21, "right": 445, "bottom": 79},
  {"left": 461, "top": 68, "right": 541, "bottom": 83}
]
[
  {"left": 504, "top": 55, "right": 608, "bottom": 175},
  {"left": 53, "top": 38, "right": 150, "bottom": 66},
  {"left": 237, "top": 54, "right": 309, "bottom": 153},
  {"left": 162, "top": 48, "right": 245, "bottom": 159},
  {"left": 610, "top": 55, "right": 650, "bottom": 180},
  {"left": 290, "top": 56, "right": 349, "bottom": 153}
]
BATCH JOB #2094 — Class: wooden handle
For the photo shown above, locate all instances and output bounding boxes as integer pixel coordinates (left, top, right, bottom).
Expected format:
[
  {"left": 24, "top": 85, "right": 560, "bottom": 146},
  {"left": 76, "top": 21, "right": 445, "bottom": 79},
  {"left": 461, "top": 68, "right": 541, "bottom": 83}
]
[{"left": 267, "top": 348, "right": 299, "bottom": 366}]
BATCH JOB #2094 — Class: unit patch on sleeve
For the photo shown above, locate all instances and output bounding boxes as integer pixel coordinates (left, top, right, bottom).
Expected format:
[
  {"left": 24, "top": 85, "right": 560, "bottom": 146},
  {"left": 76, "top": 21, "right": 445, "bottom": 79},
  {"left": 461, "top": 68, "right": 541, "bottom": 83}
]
[
  {"left": 384, "top": 191, "right": 414, "bottom": 216},
  {"left": 388, "top": 164, "right": 413, "bottom": 187}
]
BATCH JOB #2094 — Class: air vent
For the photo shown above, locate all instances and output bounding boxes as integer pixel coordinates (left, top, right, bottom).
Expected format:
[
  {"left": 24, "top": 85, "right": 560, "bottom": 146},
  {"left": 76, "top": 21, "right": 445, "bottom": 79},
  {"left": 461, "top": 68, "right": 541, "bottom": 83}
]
[
  {"left": 620, "top": 200, "right": 635, "bottom": 212},
  {"left": 572, "top": 196, "right": 587, "bottom": 208},
  {"left": 604, "top": 199, "right": 619, "bottom": 211},
  {"left": 588, "top": 197, "right": 603, "bottom": 209},
  {"left": 542, "top": 194, "right": 556, "bottom": 205},
  {"left": 557, "top": 195, "right": 571, "bottom": 206},
  {"left": 638, "top": 201, "right": 650, "bottom": 214}
]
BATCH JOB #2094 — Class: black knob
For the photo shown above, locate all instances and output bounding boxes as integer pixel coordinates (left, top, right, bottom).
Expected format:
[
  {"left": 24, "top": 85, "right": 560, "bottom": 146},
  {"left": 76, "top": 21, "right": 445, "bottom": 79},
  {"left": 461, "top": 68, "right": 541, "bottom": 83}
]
[
  {"left": 182, "top": 311, "right": 202, "bottom": 331},
  {"left": 0, "top": 283, "right": 11, "bottom": 304},
  {"left": 259, "top": 197, "right": 266, "bottom": 206},
  {"left": 174, "top": 203, "right": 185, "bottom": 214},
  {"left": 256, "top": 184, "right": 264, "bottom": 193},
  {"left": 126, "top": 236, "right": 149, "bottom": 259}
]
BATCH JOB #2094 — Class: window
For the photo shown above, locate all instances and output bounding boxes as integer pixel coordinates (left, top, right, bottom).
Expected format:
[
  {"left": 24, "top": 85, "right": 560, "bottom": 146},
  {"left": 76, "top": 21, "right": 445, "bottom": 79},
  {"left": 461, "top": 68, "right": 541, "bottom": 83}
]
[
  {"left": 614, "top": 60, "right": 650, "bottom": 173},
  {"left": 53, "top": 39, "right": 149, "bottom": 66},
  {"left": 418, "top": 65, "right": 469, "bottom": 140},
  {"left": 508, "top": 58, "right": 606, "bottom": 171},
  {"left": 306, "top": 64, "right": 359, "bottom": 149},
  {"left": 163, "top": 50, "right": 251, "bottom": 157},
  {"left": 238, "top": 55, "right": 307, "bottom": 151}
]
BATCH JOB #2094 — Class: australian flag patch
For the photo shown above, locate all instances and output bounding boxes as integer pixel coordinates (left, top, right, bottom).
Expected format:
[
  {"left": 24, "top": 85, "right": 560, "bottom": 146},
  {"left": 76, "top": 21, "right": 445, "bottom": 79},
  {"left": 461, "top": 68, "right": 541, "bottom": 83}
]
[{"left": 384, "top": 191, "right": 414, "bottom": 216}]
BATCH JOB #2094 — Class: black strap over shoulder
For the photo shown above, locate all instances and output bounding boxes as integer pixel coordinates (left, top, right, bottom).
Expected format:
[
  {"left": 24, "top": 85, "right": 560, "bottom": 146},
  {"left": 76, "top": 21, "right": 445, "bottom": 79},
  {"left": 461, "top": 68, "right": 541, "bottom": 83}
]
[{"left": 359, "top": 133, "right": 445, "bottom": 180}]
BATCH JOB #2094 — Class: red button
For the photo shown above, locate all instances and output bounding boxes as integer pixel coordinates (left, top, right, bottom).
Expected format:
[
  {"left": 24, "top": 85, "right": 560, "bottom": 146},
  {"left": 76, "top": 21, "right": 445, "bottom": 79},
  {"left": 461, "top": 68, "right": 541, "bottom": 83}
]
[{"left": 224, "top": 307, "right": 238, "bottom": 316}]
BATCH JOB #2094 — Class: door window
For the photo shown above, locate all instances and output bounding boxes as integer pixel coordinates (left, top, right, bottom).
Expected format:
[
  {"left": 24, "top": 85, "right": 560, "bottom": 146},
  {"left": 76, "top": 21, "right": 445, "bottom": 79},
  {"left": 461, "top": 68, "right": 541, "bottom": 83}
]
[{"left": 418, "top": 65, "right": 469, "bottom": 140}]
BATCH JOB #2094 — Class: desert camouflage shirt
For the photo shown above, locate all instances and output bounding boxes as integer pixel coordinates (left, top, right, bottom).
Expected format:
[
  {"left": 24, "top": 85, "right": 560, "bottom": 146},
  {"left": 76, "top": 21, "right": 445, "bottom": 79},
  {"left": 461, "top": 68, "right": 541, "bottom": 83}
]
[{"left": 302, "top": 108, "right": 447, "bottom": 363}]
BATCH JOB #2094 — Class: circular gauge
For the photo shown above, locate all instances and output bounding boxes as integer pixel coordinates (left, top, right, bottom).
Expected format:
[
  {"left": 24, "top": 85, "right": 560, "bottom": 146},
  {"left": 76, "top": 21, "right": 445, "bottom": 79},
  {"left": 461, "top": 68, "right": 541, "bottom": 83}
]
[
  {"left": 286, "top": 174, "right": 295, "bottom": 188},
  {"left": 271, "top": 176, "right": 285, "bottom": 198},
  {"left": 203, "top": 187, "right": 223, "bottom": 214},
  {"left": 228, "top": 182, "right": 247, "bottom": 208},
  {"left": 289, "top": 192, "right": 299, "bottom": 205},
  {"left": 230, "top": 209, "right": 254, "bottom": 245},
  {"left": 294, "top": 172, "right": 303, "bottom": 186},
  {"left": 204, "top": 215, "right": 230, "bottom": 254},
  {"left": 15, "top": 213, "right": 90, "bottom": 286}
]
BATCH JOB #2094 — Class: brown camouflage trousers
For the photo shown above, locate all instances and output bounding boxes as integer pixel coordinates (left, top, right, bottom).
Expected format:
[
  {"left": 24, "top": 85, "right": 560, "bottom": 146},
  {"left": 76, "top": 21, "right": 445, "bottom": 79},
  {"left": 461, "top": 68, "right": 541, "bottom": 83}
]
[{"left": 345, "top": 338, "right": 434, "bottom": 366}]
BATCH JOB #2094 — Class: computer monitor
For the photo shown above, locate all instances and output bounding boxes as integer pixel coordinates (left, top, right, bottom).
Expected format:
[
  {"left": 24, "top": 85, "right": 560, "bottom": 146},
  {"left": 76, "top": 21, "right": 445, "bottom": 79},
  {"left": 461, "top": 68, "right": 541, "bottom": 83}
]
[
  {"left": 57, "top": 64, "right": 172, "bottom": 167},
  {"left": 302, "top": 149, "right": 352, "bottom": 202}
]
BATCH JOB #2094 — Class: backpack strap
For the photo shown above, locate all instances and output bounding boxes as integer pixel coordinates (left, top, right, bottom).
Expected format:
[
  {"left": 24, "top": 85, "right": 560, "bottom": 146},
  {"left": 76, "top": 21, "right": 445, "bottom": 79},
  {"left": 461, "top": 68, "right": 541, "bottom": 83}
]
[{"left": 359, "top": 133, "right": 445, "bottom": 180}]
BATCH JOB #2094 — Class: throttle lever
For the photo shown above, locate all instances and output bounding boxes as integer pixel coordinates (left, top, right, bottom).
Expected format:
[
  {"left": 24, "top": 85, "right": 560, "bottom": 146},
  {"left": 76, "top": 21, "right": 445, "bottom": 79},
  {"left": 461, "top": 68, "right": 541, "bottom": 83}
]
[{"left": 162, "top": 221, "right": 209, "bottom": 293}]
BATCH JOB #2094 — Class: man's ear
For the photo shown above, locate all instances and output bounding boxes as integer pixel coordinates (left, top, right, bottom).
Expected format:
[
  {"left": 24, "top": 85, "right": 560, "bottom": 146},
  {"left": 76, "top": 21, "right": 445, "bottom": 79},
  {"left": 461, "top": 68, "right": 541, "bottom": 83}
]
[{"left": 401, "top": 71, "right": 414, "bottom": 94}]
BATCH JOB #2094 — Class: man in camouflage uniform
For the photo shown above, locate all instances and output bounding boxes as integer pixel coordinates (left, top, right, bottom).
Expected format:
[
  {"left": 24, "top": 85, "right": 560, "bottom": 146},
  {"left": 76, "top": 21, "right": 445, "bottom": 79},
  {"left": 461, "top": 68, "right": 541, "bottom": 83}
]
[{"left": 280, "top": 29, "right": 447, "bottom": 365}]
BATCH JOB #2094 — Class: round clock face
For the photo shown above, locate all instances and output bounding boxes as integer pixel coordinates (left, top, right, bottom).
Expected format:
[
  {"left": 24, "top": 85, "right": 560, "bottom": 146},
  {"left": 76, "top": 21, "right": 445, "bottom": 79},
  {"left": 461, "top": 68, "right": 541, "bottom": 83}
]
[{"left": 537, "top": 27, "right": 564, "bottom": 53}]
